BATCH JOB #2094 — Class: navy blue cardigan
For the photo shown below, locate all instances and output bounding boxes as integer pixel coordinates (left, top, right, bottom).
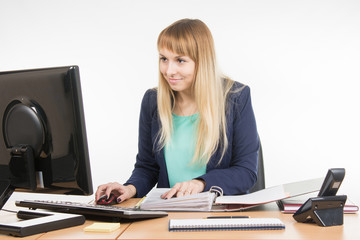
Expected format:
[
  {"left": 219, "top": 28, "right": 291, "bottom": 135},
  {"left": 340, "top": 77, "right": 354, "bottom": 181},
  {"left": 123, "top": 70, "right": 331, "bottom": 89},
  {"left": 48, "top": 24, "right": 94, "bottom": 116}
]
[{"left": 125, "top": 81, "right": 259, "bottom": 197}]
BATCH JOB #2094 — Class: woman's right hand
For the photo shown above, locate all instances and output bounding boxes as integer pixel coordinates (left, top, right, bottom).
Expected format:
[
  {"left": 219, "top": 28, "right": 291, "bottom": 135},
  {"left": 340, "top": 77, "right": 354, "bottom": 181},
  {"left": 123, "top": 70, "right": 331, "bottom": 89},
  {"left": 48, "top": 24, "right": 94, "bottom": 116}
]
[{"left": 95, "top": 182, "right": 137, "bottom": 203}]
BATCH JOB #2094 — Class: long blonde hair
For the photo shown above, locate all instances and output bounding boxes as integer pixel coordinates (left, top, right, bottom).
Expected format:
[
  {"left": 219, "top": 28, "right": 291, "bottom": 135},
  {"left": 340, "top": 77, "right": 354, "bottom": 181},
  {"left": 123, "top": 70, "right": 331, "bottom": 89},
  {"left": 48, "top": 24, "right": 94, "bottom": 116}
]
[{"left": 157, "top": 19, "right": 234, "bottom": 165}]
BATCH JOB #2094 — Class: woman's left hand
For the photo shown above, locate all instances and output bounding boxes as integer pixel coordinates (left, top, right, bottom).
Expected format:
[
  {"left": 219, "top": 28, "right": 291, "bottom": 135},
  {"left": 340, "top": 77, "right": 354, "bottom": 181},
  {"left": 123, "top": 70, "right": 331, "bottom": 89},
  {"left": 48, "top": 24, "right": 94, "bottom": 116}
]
[{"left": 161, "top": 179, "right": 205, "bottom": 199}]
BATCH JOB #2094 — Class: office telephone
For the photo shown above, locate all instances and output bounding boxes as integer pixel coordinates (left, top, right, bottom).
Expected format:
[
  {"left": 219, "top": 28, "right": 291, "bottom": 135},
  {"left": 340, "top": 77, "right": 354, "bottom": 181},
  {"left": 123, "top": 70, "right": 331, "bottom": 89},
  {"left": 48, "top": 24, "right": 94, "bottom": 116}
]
[{"left": 293, "top": 168, "right": 346, "bottom": 227}]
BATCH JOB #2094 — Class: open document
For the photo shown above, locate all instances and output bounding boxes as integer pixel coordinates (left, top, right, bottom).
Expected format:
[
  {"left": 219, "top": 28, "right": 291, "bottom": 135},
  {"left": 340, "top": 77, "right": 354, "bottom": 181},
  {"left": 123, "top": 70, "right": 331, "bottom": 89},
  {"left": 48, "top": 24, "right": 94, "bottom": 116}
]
[
  {"left": 140, "top": 178, "right": 324, "bottom": 212},
  {"left": 140, "top": 188, "right": 216, "bottom": 211}
]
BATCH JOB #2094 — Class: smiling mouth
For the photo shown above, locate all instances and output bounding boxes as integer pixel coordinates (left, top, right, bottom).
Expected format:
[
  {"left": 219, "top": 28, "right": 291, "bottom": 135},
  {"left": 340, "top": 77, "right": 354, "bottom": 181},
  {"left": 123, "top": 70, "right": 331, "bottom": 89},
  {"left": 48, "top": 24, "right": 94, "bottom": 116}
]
[{"left": 169, "top": 78, "right": 181, "bottom": 84}]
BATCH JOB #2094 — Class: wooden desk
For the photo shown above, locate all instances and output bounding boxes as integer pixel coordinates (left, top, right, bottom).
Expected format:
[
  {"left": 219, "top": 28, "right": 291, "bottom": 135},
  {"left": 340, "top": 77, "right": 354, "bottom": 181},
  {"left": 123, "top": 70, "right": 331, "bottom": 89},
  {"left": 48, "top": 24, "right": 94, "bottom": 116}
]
[
  {"left": 0, "top": 198, "right": 134, "bottom": 240},
  {"left": 36, "top": 199, "right": 136, "bottom": 240},
  {"left": 0, "top": 219, "right": 131, "bottom": 240},
  {"left": 119, "top": 200, "right": 360, "bottom": 240},
  {"left": 1, "top": 199, "right": 359, "bottom": 239}
]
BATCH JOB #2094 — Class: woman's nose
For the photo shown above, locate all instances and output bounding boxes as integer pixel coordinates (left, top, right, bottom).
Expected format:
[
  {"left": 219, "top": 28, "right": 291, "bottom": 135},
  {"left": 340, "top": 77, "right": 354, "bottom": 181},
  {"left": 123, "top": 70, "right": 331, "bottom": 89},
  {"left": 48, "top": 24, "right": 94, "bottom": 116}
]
[{"left": 166, "top": 61, "right": 177, "bottom": 76}]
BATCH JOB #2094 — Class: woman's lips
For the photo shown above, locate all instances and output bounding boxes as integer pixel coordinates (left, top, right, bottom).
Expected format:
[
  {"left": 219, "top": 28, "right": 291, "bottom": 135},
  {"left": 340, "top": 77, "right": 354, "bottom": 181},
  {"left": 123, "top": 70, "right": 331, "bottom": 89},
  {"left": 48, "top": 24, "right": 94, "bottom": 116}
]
[{"left": 169, "top": 78, "right": 181, "bottom": 84}]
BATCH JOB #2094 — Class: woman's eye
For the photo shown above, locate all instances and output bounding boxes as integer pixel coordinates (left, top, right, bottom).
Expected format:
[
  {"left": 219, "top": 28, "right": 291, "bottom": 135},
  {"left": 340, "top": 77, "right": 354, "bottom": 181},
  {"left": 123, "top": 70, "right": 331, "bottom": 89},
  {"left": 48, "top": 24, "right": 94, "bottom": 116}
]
[
  {"left": 178, "top": 58, "right": 185, "bottom": 63},
  {"left": 160, "top": 57, "right": 167, "bottom": 62}
]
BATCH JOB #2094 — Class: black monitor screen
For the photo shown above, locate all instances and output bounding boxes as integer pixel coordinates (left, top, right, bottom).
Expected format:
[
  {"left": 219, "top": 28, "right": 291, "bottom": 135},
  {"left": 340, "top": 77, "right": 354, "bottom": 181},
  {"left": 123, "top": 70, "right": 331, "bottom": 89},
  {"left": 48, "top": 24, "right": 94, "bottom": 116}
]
[{"left": 0, "top": 66, "right": 93, "bottom": 199}]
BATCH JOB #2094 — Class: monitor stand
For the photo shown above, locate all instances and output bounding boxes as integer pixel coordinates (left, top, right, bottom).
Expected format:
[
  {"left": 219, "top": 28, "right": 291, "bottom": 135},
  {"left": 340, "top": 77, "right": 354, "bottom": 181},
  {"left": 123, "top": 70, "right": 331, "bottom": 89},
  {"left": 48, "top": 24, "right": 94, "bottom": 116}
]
[{"left": 0, "top": 180, "right": 85, "bottom": 237}]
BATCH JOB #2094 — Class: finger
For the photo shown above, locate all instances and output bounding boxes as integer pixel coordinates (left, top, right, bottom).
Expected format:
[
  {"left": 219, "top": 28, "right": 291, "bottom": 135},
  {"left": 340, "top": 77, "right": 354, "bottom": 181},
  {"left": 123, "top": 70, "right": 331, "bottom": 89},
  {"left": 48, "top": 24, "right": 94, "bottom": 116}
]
[
  {"left": 116, "top": 192, "right": 131, "bottom": 203},
  {"left": 161, "top": 190, "right": 171, "bottom": 199},
  {"left": 104, "top": 184, "right": 116, "bottom": 199},
  {"left": 162, "top": 183, "right": 182, "bottom": 199},
  {"left": 95, "top": 190, "right": 101, "bottom": 201},
  {"left": 105, "top": 182, "right": 126, "bottom": 197},
  {"left": 96, "top": 182, "right": 120, "bottom": 201},
  {"left": 176, "top": 190, "right": 184, "bottom": 197},
  {"left": 177, "top": 181, "right": 192, "bottom": 197},
  {"left": 116, "top": 185, "right": 136, "bottom": 203},
  {"left": 183, "top": 189, "right": 192, "bottom": 196},
  {"left": 162, "top": 187, "right": 178, "bottom": 199},
  {"left": 176, "top": 184, "right": 189, "bottom": 198},
  {"left": 116, "top": 196, "right": 124, "bottom": 203},
  {"left": 95, "top": 184, "right": 109, "bottom": 201}
]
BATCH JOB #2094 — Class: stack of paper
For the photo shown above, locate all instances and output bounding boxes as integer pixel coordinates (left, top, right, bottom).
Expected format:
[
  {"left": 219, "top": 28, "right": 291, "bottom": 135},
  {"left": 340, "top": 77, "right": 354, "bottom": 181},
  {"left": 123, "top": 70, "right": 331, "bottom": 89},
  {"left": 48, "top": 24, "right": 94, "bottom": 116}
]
[{"left": 140, "top": 188, "right": 216, "bottom": 211}]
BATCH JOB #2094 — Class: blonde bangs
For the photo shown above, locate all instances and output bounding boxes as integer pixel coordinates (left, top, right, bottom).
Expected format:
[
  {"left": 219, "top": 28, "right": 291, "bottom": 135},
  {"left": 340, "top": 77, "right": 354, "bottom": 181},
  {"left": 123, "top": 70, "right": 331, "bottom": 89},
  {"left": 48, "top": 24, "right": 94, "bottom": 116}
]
[{"left": 157, "top": 22, "right": 198, "bottom": 62}]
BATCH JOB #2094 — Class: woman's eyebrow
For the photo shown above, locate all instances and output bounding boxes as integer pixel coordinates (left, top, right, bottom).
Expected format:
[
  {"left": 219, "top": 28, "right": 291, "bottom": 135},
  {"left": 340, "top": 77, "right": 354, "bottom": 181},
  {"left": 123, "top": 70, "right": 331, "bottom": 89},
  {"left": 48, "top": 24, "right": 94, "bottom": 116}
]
[{"left": 159, "top": 52, "right": 187, "bottom": 59}]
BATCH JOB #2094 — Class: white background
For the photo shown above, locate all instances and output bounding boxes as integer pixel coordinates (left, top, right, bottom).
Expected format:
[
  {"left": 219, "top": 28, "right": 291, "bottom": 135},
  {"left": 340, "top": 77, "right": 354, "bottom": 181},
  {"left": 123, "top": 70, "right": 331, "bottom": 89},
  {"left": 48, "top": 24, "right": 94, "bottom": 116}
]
[{"left": 1, "top": 0, "right": 359, "bottom": 205}]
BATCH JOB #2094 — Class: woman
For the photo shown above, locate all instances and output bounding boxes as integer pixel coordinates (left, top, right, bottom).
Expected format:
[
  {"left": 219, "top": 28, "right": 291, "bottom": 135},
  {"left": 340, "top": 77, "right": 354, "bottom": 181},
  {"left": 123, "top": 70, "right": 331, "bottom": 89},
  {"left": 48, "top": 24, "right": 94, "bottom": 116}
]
[{"left": 95, "top": 19, "right": 259, "bottom": 203}]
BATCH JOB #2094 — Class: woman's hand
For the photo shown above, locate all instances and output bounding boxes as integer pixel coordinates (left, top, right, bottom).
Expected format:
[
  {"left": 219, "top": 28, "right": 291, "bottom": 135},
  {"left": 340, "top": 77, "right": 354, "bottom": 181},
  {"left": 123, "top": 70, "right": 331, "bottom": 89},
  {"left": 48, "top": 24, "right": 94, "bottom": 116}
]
[
  {"left": 161, "top": 179, "right": 205, "bottom": 199},
  {"left": 95, "top": 182, "right": 136, "bottom": 203}
]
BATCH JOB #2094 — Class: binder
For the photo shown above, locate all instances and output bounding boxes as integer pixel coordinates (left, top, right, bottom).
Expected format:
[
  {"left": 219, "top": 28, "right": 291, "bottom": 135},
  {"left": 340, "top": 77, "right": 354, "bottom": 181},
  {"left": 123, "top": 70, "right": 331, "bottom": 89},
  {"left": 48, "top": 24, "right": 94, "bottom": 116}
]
[
  {"left": 277, "top": 193, "right": 359, "bottom": 214},
  {"left": 168, "top": 218, "right": 285, "bottom": 231},
  {"left": 140, "top": 178, "right": 323, "bottom": 212},
  {"left": 140, "top": 186, "right": 220, "bottom": 211}
]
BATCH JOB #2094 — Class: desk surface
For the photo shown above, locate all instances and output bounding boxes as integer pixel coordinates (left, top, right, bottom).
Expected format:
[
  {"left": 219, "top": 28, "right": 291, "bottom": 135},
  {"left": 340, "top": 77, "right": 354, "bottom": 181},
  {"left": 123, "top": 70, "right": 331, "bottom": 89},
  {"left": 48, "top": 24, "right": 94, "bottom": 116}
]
[
  {"left": 1, "top": 198, "right": 359, "bottom": 240},
  {"left": 0, "top": 197, "right": 134, "bottom": 240},
  {"left": 120, "top": 199, "right": 360, "bottom": 240}
]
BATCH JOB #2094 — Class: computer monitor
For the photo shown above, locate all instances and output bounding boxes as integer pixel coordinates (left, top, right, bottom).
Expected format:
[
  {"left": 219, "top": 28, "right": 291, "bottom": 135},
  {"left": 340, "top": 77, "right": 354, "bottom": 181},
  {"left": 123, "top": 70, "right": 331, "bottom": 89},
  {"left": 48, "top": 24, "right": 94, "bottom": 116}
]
[{"left": 0, "top": 66, "right": 93, "bottom": 209}]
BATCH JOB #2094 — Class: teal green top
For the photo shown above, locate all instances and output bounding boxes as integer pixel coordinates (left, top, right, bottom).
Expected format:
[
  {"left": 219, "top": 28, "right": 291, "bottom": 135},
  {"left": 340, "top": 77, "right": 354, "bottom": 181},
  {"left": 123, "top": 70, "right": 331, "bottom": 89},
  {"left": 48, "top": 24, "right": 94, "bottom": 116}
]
[{"left": 164, "top": 113, "right": 206, "bottom": 187}]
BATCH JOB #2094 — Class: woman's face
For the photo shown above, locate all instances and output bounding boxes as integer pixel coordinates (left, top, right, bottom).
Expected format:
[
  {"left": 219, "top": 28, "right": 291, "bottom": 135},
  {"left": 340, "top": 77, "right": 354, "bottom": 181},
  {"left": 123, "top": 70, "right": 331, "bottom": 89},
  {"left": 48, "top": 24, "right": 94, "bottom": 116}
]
[{"left": 159, "top": 48, "right": 196, "bottom": 94}]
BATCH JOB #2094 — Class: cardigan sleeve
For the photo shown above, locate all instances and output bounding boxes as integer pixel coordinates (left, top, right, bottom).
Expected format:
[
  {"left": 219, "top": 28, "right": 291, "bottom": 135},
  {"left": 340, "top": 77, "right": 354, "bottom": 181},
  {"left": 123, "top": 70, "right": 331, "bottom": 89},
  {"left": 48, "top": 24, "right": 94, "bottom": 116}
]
[
  {"left": 198, "top": 85, "right": 259, "bottom": 195},
  {"left": 124, "top": 89, "right": 160, "bottom": 197}
]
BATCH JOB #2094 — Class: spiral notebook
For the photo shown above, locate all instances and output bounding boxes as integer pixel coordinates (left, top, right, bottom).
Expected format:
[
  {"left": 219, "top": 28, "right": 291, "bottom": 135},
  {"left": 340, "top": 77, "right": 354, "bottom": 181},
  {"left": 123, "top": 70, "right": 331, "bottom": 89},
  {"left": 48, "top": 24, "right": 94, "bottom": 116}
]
[{"left": 168, "top": 218, "right": 285, "bottom": 231}]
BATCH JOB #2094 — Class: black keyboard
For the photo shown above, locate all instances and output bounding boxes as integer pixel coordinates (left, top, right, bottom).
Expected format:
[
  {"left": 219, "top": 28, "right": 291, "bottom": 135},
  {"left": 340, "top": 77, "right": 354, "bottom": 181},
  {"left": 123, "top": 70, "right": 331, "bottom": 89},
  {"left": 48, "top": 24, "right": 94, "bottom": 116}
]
[{"left": 15, "top": 199, "right": 168, "bottom": 220}]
